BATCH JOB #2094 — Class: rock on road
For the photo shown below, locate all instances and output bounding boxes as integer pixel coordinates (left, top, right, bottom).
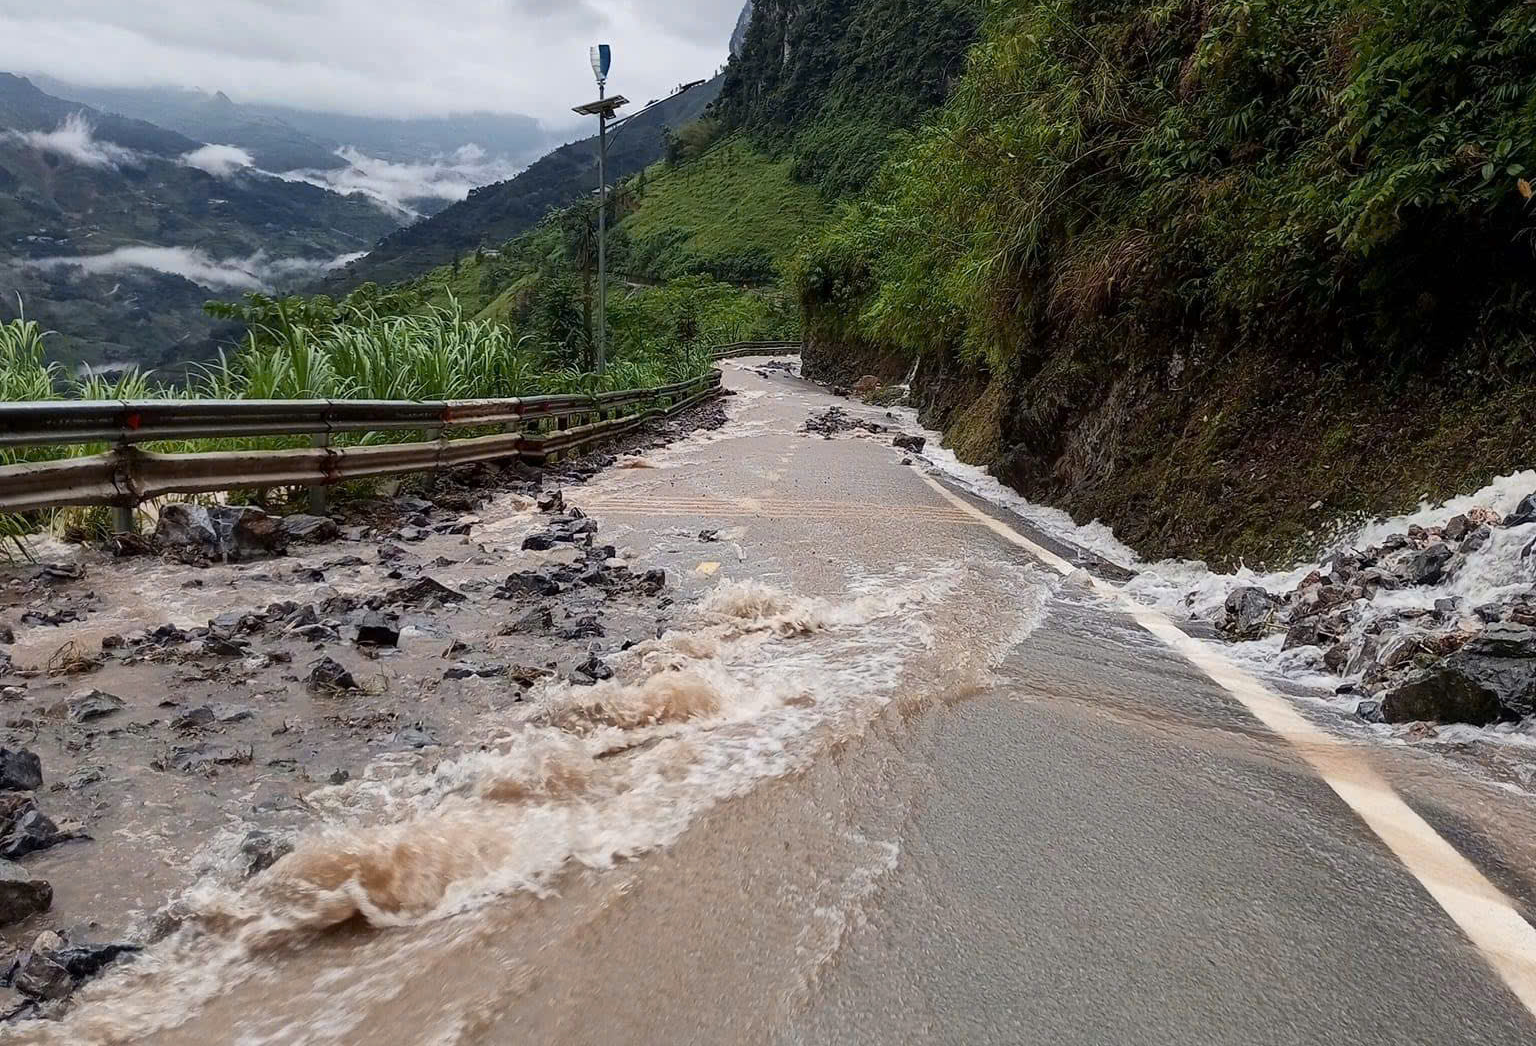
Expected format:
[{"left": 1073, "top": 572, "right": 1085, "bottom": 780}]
[{"left": 26, "top": 357, "right": 1536, "bottom": 1045}]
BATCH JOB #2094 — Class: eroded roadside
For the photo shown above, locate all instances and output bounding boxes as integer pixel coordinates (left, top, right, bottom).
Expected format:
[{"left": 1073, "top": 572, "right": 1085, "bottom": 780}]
[{"left": 0, "top": 399, "right": 729, "bottom": 1023}]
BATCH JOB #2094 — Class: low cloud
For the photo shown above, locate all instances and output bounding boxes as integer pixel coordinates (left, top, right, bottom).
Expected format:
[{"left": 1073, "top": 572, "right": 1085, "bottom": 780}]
[
  {"left": 8, "top": 113, "right": 140, "bottom": 169},
  {"left": 181, "top": 143, "right": 256, "bottom": 178},
  {"left": 277, "top": 144, "right": 525, "bottom": 217},
  {"left": 27, "top": 246, "right": 366, "bottom": 291}
]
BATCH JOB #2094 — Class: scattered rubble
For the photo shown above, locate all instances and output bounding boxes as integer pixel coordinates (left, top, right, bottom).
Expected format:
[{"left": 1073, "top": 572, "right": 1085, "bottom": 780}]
[
  {"left": 1202, "top": 495, "right": 1536, "bottom": 728},
  {"left": 802, "top": 407, "right": 886, "bottom": 438}
]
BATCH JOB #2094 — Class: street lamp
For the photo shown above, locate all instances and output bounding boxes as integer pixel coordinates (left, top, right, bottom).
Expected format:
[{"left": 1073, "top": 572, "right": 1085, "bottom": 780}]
[{"left": 574, "top": 51, "right": 707, "bottom": 373}]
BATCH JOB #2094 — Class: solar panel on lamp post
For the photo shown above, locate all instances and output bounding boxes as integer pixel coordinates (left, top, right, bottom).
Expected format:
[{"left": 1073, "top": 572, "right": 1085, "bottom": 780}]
[{"left": 573, "top": 52, "right": 707, "bottom": 374}]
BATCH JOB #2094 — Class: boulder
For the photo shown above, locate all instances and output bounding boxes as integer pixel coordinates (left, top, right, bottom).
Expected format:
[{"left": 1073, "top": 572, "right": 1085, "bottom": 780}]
[
  {"left": 355, "top": 611, "right": 401, "bottom": 648},
  {"left": 307, "top": 657, "right": 359, "bottom": 693},
  {"left": 893, "top": 434, "right": 927, "bottom": 453},
  {"left": 280, "top": 514, "right": 340, "bottom": 544},
  {"left": 535, "top": 489, "right": 565, "bottom": 513},
  {"left": 12, "top": 952, "right": 72, "bottom": 1001},
  {"left": 503, "top": 607, "right": 554, "bottom": 635},
  {"left": 0, "top": 859, "right": 51, "bottom": 926},
  {"left": 154, "top": 504, "right": 290, "bottom": 561},
  {"left": 0, "top": 749, "right": 41, "bottom": 793},
  {"left": 0, "top": 800, "right": 79, "bottom": 861},
  {"left": 384, "top": 577, "right": 466, "bottom": 607},
  {"left": 1504, "top": 492, "right": 1536, "bottom": 528},
  {"left": 65, "top": 689, "right": 124, "bottom": 723},
  {"left": 1219, "top": 587, "right": 1279, "bottom": 640},
  {"left": 1382, "top": 625, "right": 1536, "bottom": 725},
  {"left": 153, "top": 504, "right": 217, "bottom": 554},
  {"left": 1461, "top": 525, "right": 1493, "bottom": 555},
  {"left": 1397, "top": 542, "right": 1454, "bottom": 586},
  {"left": 239, "top": 830, "right": 293, "bottom": 877}
]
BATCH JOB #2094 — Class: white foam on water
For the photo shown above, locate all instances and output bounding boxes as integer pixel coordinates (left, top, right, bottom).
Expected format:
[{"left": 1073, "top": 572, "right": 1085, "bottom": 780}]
[{"left": 26, "top": 562, "right": 1035, "bottom": 1045}]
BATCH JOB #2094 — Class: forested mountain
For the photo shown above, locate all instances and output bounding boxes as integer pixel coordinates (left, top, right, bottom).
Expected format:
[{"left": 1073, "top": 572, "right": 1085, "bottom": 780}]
[
  {"left": 792, "top": 0, "right": 1536, "bottom": 564},
  {"left": 30, "top": 77, "right": 553, "bottom": 172},
  {"left": 324, "top": 76, "right": 723, "bottom": 290},
  {"left": 0, "top": 74, "right": 400, "bottom": 372}
]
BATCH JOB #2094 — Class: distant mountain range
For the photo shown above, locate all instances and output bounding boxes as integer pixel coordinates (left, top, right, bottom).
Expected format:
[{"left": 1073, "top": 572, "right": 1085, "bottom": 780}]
[
  {"left": 325, "top": 74, "right": 724, "bottom": 290},
  {"left": 0, "top": 73, "right": 400, "bottom": 373},
  {"left": 29, "top": 76, "right": 553, "bottom": 172}
]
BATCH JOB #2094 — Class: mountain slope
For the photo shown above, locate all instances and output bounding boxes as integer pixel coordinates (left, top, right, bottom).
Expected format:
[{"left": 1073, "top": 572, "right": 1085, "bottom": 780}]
[
  {"left": 0, "top": 74, "right": 401, "bottom": 372},
  {"left": 794, "top": 0, "right": 1536, "bottom": 566},
  {"left": 326, "top": 76, "right": 723, "bottom": 290},
  {"left": 28, "top": 77, "right": 343, "bottom": 172}
]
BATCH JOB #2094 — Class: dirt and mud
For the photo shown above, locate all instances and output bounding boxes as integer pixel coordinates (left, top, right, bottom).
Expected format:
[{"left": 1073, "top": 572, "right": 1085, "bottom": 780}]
[{"left": 0, "top": 400, "right": 728, "bottom": 1023}]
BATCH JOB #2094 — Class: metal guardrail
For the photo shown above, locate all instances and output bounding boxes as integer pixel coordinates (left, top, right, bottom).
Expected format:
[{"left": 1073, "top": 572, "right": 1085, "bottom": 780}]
[{"left": 0, "top": 340, "right": 802, "bottom": 523}]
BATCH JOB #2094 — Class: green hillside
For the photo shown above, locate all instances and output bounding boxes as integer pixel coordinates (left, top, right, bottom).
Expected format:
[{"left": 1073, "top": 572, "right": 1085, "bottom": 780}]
[
  {"left": 622, "top": 137, "right": 832, "bottom": 283},
  {"left": 793, "top": 0, "right": 1536, "bottom": 565}
]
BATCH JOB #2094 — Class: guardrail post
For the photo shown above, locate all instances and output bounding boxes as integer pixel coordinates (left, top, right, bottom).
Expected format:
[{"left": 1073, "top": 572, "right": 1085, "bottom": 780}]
[
  {"left": 425, "top": 425, "right": 444, "bottom": 490},
  {"left": 111, "top": 505, "right": 134, "bottom": 535},
  {"left": 308, "top": 431, "right": 331, "bottom": 514}
]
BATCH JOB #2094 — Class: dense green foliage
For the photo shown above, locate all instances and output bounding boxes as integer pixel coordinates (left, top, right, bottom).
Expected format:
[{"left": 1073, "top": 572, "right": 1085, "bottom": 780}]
[
  {"left": 718, "top": 0, "right": 982, "bottom": 195},
  {"left": 798, "top": 0, "right": 1536, "bottom": 375},
  {"left": 622, "top": 138, "right": 832, "bottom": 283}
]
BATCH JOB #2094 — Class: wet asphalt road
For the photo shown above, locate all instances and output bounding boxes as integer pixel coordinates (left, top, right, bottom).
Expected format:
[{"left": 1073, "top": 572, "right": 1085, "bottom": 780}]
[
  {"left": 592, "top": 359, "right": 1536, "bottom": 1045},
  {"left": 33, "top": 357, "right": 1536, "bottom": 1045}
]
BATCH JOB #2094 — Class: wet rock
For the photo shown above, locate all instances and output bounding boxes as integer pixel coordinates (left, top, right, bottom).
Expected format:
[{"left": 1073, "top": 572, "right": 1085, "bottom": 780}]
[
  {"left": 499, "top": 571, "right": 563, "bottom": 598},
  {"left": 1354, "top": 700, "right": 1386, "bottom": 725},
  {"left": 1398, "top": 542, "right": 1454, "bottom": 586},
  {"left": 1461, "top": 525, "right": 1493, "bottom": 555},
  {"left": 1441, "top": 515, "right": 1477, "bottom": 543},
  {"left": 0, "top": 749, "right": 41, "bottom": 793},
  {"left": 0, "top": 859, "right": 52, "bottom": 926},
  {"left": 698, "top": 529, "right": 720, "bottom": 543},
  {"left": 1504, "top": 492, "right": 1536, "bottom": 528},
  {"left": 1382, "top": 625, "right": 1536, "bottom": 725},
  {"left": 322, "top": 555, "right": 367, "bottom": 569},
  {"left": 893, "top": 434, "right": 926, "bottom": 453},
  {"left": 170, "top": 743, "right": 253, "bottom": 774},
  {"left": 171, "top": 705, "right": 254, "bottom": 731},
  {"left": 50, "top": 941, "right": 139, "bottom": 979},
  {"left": 280, "top": 514, "right": 340, "bottom": 544},
  {"left": 307, "top": 657, "right": 359, "bottom": 693},
  {"left": 155, "top": 504, "right": 289, "bottom": 562},
  {"left": 21, "top": 607, "right": 87, "bottom": 628},
  {"left": 385, "top": 576, "right": 466, "bottom": 607},
  {"left": 442, "top": 661, "right": 508, "bottom": 681},
  {"left": 13, "top": 952, "right": 72, "bottom": 1001},
  {"left": 557, "top": 615, "right": 605, "bottom": 641},
  {"left": 576, "top": 655, "right": 614, "bottom": 682},
  {"left": 0, "top": 799, "right": 81, "bottom": 860},
  {"left": 291, "top": 624, "right": 341, "bottom": 644},
  {"left": 356, "top": 611, "right": 401, "bottom": 647},
  {"left": 1219, "top": 587, "right": 1279, "bottom": 640},
  {"left": 640, "top": 569, "right": 666, "bottom": 596},
  {"left": 396, "top": 526, "right": 431, "bottom": 543},
  {"left": 503, "top": 606, "right": 554, "bottom": 635},
  {"left": 37, "top": 563, "right": 84, "bottom": 584},
  {"left": 391, "top": 723, "right": 439, "bottom": 750},
  {"left": 293, "top": 567, "right": 326, "bottom": 584},
  {"left": 535, "top": 489, "right": 565, "bottom": 513},
  {"left": 377, "top": 543, "right": 410, "bottom": 564},
  {"left": 0, "top": 626, "right": 11, "bottom": 645},
  {"left": 65, "top": 689, "right": 124, "bottom": 723},
  {"left": 239, "top": 830, "right": 293, "bottom": 877},
  {"left": 802, "top": 407, "right": 886, "bottom": 437},
  {"left": 1474, "top": 603, "right": 1505, "bottom": 624}
]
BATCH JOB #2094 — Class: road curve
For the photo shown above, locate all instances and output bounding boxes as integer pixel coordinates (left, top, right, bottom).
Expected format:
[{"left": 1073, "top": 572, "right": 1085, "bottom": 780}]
[{"left": 30, "top": 357, "right": 1536, "bottom": 1045}]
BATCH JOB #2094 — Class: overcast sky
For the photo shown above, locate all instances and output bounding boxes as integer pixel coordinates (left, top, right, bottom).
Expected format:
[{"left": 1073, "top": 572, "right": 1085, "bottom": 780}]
[{"left": 0, "top": 0, "right": 741, "bottom": 124}]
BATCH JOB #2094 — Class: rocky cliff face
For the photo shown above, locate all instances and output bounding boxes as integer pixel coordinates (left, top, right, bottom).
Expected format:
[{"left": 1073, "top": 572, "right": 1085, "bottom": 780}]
[{"left": 730, "top": 1, "right": 755, "bottom": 57}]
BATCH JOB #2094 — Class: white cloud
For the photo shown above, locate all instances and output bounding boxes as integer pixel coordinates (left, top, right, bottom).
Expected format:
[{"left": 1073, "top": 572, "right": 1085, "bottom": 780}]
[
  {"left": 181, "top": 143, "right": 256, "bottom": 177},
  {"left": 8, "top": 112, "right": 140, "bottom": 168},
  {"left": 0, "top": 1, "right": 741, "bottom": 123},
  {"left": 276, "top": 145, "right": 525, "bottom": 217},
  {"left": 27, "top": 246, "right": 365, "bottom": 291}
]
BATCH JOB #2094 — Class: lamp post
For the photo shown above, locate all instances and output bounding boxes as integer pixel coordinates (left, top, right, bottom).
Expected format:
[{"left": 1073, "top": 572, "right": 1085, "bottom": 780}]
[{"left": 573, "top": 54, "right": 707, "bottom": 373}]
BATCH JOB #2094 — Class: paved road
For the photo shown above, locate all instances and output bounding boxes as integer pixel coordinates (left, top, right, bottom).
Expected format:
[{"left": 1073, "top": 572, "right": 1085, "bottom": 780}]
[
  {"left": 582, "top": 360, "right": 1536, "bottom": 1045},
  {"left": 40, "top": 357, "right": 1536, "bottom": 1045}
]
